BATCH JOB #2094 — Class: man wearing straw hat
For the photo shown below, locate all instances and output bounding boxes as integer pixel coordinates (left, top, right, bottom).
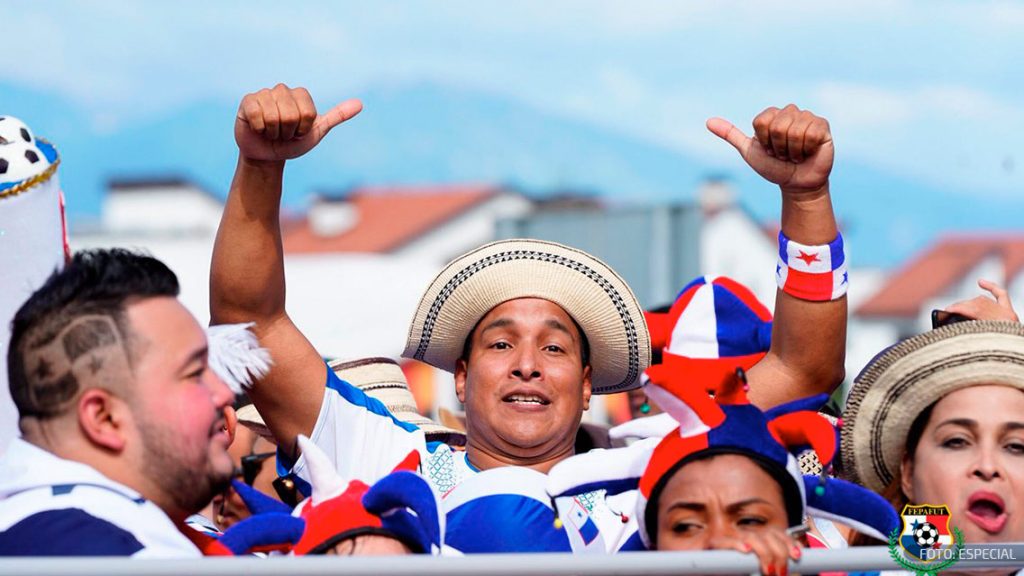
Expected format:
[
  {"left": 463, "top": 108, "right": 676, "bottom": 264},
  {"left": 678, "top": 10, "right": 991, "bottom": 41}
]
[{"left": 210, "top": 85, "right": 847, "bottom": 552}]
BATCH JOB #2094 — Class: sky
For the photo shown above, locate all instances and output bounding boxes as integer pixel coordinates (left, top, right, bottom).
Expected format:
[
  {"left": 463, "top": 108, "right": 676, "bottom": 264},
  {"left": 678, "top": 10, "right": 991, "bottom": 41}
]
[{"left": 2, "top": 0, "right": 1023, "bottom": 265}]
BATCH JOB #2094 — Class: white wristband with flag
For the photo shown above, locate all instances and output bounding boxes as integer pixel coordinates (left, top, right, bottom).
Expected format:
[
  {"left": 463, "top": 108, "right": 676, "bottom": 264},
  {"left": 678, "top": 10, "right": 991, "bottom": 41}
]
[{"left": 776, "top": 231, "right": 848, "bottom": 301}]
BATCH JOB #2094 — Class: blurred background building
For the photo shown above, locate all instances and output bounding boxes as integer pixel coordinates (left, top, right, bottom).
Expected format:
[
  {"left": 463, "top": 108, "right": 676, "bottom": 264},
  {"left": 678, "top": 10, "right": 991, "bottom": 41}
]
[{"left": 69, "top": 173, "right": 982, "bottom": 426}]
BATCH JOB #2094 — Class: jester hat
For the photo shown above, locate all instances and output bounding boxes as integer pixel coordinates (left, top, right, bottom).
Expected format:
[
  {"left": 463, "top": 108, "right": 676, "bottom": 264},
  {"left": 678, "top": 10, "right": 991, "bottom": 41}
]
[
  {"left": 195, "top": 436, "right": 444, "bottom": 556},
  {"left": 291, "top": 436, "right": 443, "bottom": 555},
  {"left": 547, "top": 368, "right": 898, "bottom": 548},
  {"left": 644, "top": 275, "right": 773, "bottom": 392}
]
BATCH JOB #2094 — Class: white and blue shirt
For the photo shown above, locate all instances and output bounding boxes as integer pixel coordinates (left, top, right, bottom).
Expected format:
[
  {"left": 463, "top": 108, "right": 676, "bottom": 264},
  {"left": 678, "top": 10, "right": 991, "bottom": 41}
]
[
  {"left": 0, "top": 438, "right": 200, "bottom": 557},
  {"left": 281, "top": 367, "right": 642, "bottom": 553}
]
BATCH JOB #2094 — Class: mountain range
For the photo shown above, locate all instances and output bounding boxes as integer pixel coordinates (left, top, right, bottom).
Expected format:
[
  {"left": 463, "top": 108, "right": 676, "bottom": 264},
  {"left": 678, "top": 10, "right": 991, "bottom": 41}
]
[{"left": 4, "top": 81, "right": 1022, "bottom": 267}]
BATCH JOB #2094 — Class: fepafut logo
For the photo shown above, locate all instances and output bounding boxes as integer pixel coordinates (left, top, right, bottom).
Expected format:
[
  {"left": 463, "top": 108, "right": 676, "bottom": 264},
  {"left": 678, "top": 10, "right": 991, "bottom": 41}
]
[{"left": 888, "top": 504, "right": 964, "bottom": 576}]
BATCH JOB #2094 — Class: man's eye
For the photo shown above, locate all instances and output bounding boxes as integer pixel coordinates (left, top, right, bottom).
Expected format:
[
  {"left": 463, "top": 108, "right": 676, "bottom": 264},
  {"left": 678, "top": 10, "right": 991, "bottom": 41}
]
[
  {"left": 671, "top": 522, "right": 699, "bottom": 535},
  {"left": 738, "top": 516, "right": 767, "bottom": 527},
  {"left": 491, "top": 342, "right": 511, "bottom": 350},
  {"left": 544, "top": 345, "right": 564, "bottom": 353},
  {"left": 185, "top": 366, "right": 206, "bottom": 382}
]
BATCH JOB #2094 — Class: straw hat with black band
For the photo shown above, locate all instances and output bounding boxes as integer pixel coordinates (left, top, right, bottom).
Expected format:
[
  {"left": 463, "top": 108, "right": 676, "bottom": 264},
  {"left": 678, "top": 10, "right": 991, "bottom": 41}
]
[
  {"left": 841, "top": 320, "right": 1024, "bottom": 494},
  {"left": 402, "top": 239, "right": 651, "bottom": 394}
]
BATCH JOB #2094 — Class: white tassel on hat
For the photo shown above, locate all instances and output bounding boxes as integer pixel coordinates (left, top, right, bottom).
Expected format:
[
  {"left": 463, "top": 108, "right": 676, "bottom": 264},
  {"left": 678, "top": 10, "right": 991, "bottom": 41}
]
[{"left": 206, "top": 322, "right": 272, "bottom": 394}]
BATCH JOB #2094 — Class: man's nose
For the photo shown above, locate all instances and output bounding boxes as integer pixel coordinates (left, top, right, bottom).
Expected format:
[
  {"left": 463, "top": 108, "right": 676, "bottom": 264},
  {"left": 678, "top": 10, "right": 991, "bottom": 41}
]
[{"left": 511, "top": 347, "right": 541, "bottom": 380}]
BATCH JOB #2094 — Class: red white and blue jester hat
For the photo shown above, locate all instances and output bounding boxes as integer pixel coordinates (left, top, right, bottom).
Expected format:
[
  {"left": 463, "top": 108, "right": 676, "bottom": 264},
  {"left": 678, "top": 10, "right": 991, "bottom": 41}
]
[
  {"left": 548, "top": 356, "right": 898, "bottom": 549},
  {"left": 544, "top": 278, "right": 897, "bottom": 545},
  {"left": 196, "top": 435, "right": 445, "bottom": 556},
  {"left": 290, "top": 436, "right": 444, "bottom": 555},
  {"left": 644, "top": 275, "right": 774, "bottom": 388}
]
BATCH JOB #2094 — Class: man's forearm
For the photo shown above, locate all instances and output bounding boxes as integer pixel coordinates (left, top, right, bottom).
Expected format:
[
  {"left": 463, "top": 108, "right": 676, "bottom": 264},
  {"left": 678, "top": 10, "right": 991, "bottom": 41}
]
[
  {"left": 762, "top": 184, "right": 847, "bottom": 404},
  {"left": 210, "top": 157, "right": 288, "bottom": 324},
  {"left": 779, "top": 185, "right": 837, "bottom": 244}
]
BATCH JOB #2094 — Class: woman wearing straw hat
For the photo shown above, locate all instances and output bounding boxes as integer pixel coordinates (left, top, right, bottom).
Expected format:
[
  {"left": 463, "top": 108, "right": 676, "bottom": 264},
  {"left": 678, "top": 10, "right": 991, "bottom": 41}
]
[
  {"left": 210, "top": 85, "right": 850, "bottom": 552},
  {"left": 842, "top": 320, "right": 1024, "bottom": 570}
]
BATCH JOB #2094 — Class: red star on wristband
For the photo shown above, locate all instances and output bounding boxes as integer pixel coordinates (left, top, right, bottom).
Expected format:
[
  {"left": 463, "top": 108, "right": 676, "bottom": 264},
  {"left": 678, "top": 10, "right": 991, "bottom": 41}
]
[{"left": 796, "top": 251, "right": 821, "bottom": 266}]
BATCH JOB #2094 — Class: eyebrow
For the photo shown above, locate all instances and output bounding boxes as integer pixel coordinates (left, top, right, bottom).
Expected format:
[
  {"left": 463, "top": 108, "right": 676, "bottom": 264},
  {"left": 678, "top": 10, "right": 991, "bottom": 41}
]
[
  {"left": 666, "top": 498, "right": 772, "bottom": 515},
  {"left": 725, "top": 498, "right": 772, "bottom": 513},
  {"left": 935, "top": 419, "right": 1024, "bottom": 434},
  {"left": 478, "top": 318, "right": 514, "bottom": 337},
  {"left": 478, "top": 317, "right": 576, "bottom": 342},
  {"left": 666, "top": 501, "right": 706, "bottom": 514},
  {"left": 545, "top": 318, "right": 575, "bottom": 339},
  {"left": 935, "top": 418, "right": 978, "bottom": 432},
  {"left": 178, "top": 345, "right": 208, "bottom": 375}
]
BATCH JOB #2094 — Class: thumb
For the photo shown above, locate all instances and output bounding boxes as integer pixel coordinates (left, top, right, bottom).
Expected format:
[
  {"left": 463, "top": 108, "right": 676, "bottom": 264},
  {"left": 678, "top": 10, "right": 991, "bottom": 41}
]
[
  {"left": 706, "top": 117, "right": 752, "bottom": 157},
  {"left": 314, "top": 98, "right": 363, "bottom": 137}
]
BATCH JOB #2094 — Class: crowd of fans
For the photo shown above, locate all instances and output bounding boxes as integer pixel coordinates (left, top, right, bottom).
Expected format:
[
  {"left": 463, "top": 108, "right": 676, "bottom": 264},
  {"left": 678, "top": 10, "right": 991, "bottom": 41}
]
[{"left": 1, "top": 84, "right": 1022, "bottom": 575}]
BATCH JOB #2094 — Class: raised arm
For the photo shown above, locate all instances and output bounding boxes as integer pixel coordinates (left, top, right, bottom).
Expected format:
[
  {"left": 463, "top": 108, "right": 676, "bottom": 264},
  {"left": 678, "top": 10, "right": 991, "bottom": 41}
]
[
  {"left": 707, "top": 105, "right": 845, "bottom": 407},
  {"left": 210, "top": 84, "right": 362, "bottom": 457}
]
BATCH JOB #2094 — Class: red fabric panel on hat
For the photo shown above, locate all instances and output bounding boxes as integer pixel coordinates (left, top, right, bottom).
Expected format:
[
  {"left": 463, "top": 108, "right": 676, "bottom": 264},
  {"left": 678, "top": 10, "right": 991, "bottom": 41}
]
[
  {"left": 646, "top": 362, "right": 726, "bottom": 427},
  {"left": 294, "top": 480, "right": 383, "bottom": 556},
  {"left": 766, "top": 412, "right": 838, "bottom": 466},
  {"left": 639, "top": 431, "right": 709, "bottom": 498},
  {"left": 391, "top": 450, "right": 421, "bottom": 473},
  {"left": 661, "top": 351, "right": 765, "bottom": 400},
  {"left": 644, "top": 311, "right": 673, "bottom": 350}
]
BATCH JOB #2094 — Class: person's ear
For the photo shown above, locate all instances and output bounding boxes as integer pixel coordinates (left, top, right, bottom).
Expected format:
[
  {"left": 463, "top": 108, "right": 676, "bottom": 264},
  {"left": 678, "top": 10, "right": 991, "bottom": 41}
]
[
  {"left": 581, "top": 364, "right": 593, "bottom": 411},
  {"left": 78, "top": 389, "right": 128, "bottom": 452},
  {"left": 455, "top": 358, "right": 468, "bottom": 404},
  {"left": 900, "top": 451, "right": 915, "bottom": 503},
  {"left": 224, "top": 405, "right": 238, "bottom": 447}
]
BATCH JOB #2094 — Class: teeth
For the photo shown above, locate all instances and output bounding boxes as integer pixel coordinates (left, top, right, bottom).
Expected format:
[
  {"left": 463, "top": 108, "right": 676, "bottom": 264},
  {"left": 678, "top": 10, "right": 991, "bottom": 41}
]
[{"left": 507, "top": 394, "right": 545, "bottom": 404}]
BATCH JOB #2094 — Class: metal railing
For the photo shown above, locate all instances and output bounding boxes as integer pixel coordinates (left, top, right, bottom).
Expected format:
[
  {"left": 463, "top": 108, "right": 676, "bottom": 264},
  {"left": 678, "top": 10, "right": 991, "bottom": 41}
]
[{"left": 2, "top": 546, "right": 1024, "bottom": 576}]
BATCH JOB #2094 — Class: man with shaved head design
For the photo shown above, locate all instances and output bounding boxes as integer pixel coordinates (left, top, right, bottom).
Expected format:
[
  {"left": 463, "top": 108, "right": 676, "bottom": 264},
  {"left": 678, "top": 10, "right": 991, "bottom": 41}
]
[{"left": 0, "top": 249, "right": 235, "bottom": 556}]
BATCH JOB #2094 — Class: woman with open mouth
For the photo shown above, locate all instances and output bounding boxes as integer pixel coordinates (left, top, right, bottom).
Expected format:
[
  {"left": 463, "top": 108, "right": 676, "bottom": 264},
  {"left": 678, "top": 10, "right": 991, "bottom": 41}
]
[{"left": 842, "top": 320, "right": 1024, "bottom": 573}]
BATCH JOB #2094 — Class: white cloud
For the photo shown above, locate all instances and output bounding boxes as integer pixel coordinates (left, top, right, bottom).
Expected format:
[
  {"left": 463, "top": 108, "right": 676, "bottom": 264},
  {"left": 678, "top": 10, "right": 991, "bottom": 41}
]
[
  {"left": 814, "top": 82, "right": 915, "bottom": 127},
  {"left": 921, "top": 85, "right": 1019, "bottom": 120}
]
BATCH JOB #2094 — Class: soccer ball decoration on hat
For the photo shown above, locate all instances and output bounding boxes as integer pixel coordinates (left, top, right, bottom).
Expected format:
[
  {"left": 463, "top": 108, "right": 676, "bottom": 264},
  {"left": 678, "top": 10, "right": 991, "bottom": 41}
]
[{"left": 0, "top": 116, "right": 52, "bottom": 183}]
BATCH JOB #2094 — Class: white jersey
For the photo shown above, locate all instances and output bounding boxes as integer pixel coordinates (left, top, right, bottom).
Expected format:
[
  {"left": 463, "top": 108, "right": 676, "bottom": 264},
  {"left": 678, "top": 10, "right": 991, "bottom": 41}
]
[
  {"left": 0, "top": 438, "right": 200, "bottom": 557},
  {"left": 282, "top": 366, "right": 643, "bottom": 553}
]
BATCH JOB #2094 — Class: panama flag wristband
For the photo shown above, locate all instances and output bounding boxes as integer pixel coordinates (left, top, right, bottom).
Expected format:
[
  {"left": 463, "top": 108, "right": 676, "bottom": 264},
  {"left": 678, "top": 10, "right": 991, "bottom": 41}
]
[{"left": 776, "top": 231, "right": 848, "bottom": 301}]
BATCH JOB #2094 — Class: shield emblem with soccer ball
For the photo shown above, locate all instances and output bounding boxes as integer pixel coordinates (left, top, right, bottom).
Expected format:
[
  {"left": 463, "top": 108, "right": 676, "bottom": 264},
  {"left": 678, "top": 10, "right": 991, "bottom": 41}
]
[{"left": 899, "top": 504, "right": 954, "bottom": 563}]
